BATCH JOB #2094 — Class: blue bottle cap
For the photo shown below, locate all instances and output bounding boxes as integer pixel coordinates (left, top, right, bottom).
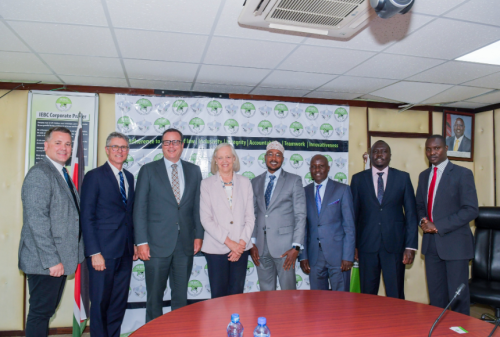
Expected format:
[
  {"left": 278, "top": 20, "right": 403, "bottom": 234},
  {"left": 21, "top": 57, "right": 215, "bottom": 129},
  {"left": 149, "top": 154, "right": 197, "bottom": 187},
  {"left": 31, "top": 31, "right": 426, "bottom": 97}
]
[
  {"left": 231, "top": 314, "right": 240, "bottom": 323},
  {"left": 258, "top": 317, "right": 266, "bottom": 325}
]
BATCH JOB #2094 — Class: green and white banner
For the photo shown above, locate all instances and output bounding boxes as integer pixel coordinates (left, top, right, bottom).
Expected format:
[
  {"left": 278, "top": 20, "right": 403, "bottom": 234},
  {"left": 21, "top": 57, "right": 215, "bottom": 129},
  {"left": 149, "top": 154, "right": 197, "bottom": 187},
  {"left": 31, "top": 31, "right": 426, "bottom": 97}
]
[
  {"left": 115, "top": 94, "right": 349, "bottom": 335},
  {"left": 25, "top": 91, "right": 99, "bottom": 173}
]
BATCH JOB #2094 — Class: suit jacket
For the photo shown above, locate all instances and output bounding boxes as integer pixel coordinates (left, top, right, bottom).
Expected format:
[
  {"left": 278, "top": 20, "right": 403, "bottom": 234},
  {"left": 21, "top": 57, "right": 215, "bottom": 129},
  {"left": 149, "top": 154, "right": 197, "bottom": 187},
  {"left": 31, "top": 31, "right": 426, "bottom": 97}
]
[
  {"left": 416, "top": 161, "right": 478, "bottom": 260},
  {"left": 251, "top": 169, "right": 306, "bottom": 258},
  {"left": 299, "top": 179, "right": 355, "bottom": 267},
  {"left": 351, "top": 167, "right": 418, "bottom": 254},
  {"left": 200, "top": 172, "right": 255, "bottom": 254},
  {"left": 446, "top": 136, "right": 472, "bottom": 152},
  {"left": 19, "top": 157, "right": 84, "bottom": 275},
  {"left": 133, "top": 158, "right": 203, "bottom": 257},
  {"left": 80, "top": 162, "right": 135, "bottom": 259}
]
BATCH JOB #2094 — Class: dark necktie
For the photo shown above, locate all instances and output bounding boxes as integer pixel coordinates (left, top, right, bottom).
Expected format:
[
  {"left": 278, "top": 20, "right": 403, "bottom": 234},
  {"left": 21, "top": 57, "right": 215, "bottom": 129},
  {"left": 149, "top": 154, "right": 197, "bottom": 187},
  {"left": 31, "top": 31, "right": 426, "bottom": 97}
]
[
  {"left": 119, "top": 171, "right": 127, "bottom": 206},
  {"left": 265, "top": 175, "right": 276, "bottom": 209},
  {"left": 427, "top": 167, "right": 438, "bottom": 222},
  {"left": 62, "top": 167, "right": 81, "bottom": 240},
  {"left": 377, "top": 172, "right": 384, "bottom": 204},
  {"left": 316, "top": 184, "right": 322, "bottom": 215}
]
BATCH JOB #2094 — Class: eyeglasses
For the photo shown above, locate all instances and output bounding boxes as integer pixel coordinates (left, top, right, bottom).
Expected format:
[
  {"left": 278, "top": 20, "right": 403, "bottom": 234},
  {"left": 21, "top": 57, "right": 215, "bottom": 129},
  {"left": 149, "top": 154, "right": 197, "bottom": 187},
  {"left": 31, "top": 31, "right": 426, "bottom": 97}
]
[
  {"left": 162, "top": 140, "right": 182, "bottom": 147},
  {"left": 107, "top": 145, "right": 129, "bottom": 152},
  {"left": 265, "top": 153, "right": 283, "bottom": 159}
]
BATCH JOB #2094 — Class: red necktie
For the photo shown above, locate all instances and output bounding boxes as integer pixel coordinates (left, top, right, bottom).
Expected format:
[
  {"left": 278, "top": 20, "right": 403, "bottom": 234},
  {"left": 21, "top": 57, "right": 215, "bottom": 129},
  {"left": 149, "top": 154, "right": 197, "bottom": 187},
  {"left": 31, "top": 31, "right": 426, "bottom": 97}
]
[{"left": 427, "top": 167, "right": 438, "bottom": 222}]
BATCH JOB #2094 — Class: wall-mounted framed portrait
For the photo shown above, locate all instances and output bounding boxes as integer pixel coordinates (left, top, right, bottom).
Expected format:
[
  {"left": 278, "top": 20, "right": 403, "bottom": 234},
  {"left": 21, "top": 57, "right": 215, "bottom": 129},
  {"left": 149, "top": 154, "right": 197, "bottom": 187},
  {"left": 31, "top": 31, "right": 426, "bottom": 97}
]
[{"left": 443, "top": 111, "right": 474, "bottom": 162}]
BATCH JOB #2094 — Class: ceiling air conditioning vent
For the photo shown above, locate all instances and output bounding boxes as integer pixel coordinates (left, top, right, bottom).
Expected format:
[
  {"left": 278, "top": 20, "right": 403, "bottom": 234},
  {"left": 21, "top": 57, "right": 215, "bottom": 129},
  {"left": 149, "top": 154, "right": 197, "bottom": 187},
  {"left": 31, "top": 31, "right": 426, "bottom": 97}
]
[{"left": 239, "top": 0, "right": 373, "bottom": 38}]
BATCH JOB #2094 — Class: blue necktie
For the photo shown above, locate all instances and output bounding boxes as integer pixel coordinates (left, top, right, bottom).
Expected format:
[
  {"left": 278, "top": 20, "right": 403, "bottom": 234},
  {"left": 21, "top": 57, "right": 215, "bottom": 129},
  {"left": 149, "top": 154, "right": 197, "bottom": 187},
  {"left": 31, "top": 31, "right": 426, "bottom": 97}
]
[
  {"left": 377, "top": 172, "right": 384, "bottom": 204},
  {"left": 119, "top": 171, "right": 127, "bottom": 206},
  {"left": 265, "top": 175, "right": 276, "bottom": 209},
  {"left": 316, "top": 184, "right": 322, "bottom": 215}
]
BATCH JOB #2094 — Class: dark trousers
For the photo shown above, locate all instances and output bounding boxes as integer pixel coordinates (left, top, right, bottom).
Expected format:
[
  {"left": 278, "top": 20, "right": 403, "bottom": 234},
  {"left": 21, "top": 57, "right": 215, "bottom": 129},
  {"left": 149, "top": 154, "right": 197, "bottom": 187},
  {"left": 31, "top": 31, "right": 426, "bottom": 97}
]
[
  {"left": 26, "top": 274, "right": 67, "bottom": 337},
  {"left": 205, "top": 250, "right": 250, "bottom": 299},
  {"left": 359, "top": 245, "right": 404, "bottom": 299},
  {"left": 144, "top": 236, "right": 192, "bottom": 322},
  {"left": 87, "top": 255, "right": 133, "bottom": 337},
  {"left": 425, "top": 235, "right": 470, "bottom": 315},
  {"left": 309, "top": 247, "right": 350, "bottom": 292}
]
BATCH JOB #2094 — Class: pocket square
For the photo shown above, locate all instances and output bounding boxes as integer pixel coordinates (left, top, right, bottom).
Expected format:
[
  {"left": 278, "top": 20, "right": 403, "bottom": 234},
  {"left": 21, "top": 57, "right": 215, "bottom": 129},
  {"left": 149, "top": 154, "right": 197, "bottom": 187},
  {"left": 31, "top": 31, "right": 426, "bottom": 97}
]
[{"left": 328, "top": 199, "right": 340, "bottom": 205}]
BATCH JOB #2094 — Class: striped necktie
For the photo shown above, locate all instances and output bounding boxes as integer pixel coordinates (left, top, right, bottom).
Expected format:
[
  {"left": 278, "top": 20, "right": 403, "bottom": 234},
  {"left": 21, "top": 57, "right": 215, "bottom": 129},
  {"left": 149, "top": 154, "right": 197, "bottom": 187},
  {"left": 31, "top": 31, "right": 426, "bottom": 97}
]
[{"left": 118, "top": 171, "right": 127, "bottom": 206}]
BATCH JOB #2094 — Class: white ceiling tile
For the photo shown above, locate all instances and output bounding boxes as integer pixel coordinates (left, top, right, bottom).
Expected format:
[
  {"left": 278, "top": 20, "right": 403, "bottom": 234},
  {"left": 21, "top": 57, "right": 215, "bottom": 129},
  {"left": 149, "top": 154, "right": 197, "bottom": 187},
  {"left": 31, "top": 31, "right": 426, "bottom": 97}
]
[
  {"left": 214, "top": 0, "right": 306, "bottom": 43},
  {"left": 411, "top": 0, "right": 467, "bottom": 16},
  {"left": 370, "top": 81, "right": 453, "bottom": 103},
  {"left": 124, "top": 59, "right": 198, "bottom": 82},
  {"left": 260, "top": 71, "right": 336, "bottom": 90},
  {"left": 0, "top": 51, "right": 51, "bottom": 73},
  {"left": 0, "top": 22, "right": 29, "bottom": 52},
  {"left": 346, "top": 53, "right": 444, "bottom": 80},
  {"left": 445, "top": 0, "right": 500, "bottom": 27},
  {"left": 204, "top": 37, "right": 296, "bottom": 69},
  {"left": 407, "top": 61, "right": 500, "bottom": 85},
  {"left": 0, "top": 72, "right": 60, "bottom": 84},
  {"left": 463, "top": 72, "right": 500, "bottom": 90},
  {"left": 41, "top": 54, "right": 124, "bottom": 77},
  {"left": 385, "top": 18, "right": 500, "bottom": 60},
  {"left": 196, "top": 65, "right": 269, "bottom": 86},
  {"left": 466, "top": 90, "right": 500, "bottom": 104},
  {"left": 115, "top": 29, "right": 207, "bottom": 62},
  {"left": 306, "top": 91, "right": 363, "bottom": 100},
  {"left": 59, "top": 75, "right": 128, "bottom": 87},
  {"left": 304, "top": 13, "right": 434, "bottom": 52},
  {"left": 8, "top": 22, "right": 117, "bottom": 57},
  {"left": 129, "top": 79, "right": 193, "bottom": 91},
  {"left": 278, "top": 46, "right": 374, "bottom": 74},
  {"left": 193, "top": 83, "right": 253, "bottom": 94},
  {"left": 0, "top": 0, "right": 107, "bottom": 26},
  {"left": 441, "top": 101, "right": 490, "bottom": 109},
  {"left": 319, "top": 76, "right": 397, "bottom": 93},
  {"left": 107, "top": 0, "right": 221, "bottom": 34},
  {"left": 358, "top": 94, "right": 403, "bottom": 103},
  {"left": 422, "top": 86, "right": 493, "bottom": 104},
  {"left": 251, "top": 87, "right": 310, "bottom": 97}
]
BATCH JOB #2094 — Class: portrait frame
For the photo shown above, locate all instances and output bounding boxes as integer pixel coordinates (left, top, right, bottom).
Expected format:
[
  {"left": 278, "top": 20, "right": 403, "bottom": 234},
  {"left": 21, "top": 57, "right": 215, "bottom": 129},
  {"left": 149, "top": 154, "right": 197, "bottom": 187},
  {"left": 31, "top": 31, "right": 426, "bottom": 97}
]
[{"left": 442, "top": 111, "right": 475, "bottom": 162}]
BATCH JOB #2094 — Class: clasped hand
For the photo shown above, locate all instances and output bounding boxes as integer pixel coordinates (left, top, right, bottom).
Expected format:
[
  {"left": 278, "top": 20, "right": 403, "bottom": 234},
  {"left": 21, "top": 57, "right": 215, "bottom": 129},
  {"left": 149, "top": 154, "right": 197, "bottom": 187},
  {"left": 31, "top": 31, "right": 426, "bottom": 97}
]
[{"left": 225, "top": 237, "right": 246, "bottom": 262}]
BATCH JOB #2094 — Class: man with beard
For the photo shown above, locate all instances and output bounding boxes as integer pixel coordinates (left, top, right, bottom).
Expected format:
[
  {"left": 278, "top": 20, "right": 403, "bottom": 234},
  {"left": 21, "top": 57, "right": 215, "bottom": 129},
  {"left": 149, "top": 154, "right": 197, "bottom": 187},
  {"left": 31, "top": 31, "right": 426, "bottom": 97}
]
[
  {"left": 250, "top": 141, "right": 306, "bottom": 291},
  {"left": 446, "top": 118, "right": 471, "bottom": 152},
  {"left": 350, "top": 140, "right": 418, "bottom": 299},
  {"left": 417, "top": 135, "right": 478, "bottom": 315},
  {"left": 299, "top": 155, "right": 355, "bottom": 291}
]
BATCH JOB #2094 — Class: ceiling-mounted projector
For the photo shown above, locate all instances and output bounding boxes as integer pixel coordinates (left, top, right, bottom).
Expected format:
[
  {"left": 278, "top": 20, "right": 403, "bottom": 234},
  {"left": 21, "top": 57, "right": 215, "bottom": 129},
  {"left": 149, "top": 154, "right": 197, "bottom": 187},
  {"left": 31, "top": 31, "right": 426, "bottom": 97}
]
[{"left": 370, "top": 0, "right": 414, "bottom": 19}]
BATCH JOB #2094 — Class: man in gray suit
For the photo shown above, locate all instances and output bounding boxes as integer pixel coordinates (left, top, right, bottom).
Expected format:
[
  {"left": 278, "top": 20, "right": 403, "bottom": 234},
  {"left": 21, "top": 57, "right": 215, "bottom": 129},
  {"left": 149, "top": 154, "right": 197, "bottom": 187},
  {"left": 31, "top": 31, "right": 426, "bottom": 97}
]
[
  {"left": 19, "top": 127, "right": 84, "bottom": 337},
  {"left": 134, "top": 128, "right": 203, "bottom": 322},
  {"left": 250, "top": 141, "right": 306, "bottom": 291},
  {"left": 445, "top": 118, "right": 471, "bottom": 152},
  {"left": 299, "top": 155, "right": 355, "bottom": 291}
]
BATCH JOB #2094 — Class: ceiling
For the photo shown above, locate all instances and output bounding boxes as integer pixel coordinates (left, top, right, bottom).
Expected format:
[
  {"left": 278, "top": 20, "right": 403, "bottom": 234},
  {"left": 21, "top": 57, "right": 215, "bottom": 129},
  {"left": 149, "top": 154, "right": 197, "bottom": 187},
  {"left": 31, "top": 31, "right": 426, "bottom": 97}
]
[{"left": 1, "top": 0, "right": 500, "bottom": 109}]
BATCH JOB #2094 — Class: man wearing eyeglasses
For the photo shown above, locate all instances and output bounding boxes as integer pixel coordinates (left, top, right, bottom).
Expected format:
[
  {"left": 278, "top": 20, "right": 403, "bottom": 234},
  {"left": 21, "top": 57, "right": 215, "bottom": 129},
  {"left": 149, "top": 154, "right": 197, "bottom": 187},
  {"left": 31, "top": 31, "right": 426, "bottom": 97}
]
[
  {"left": 80, "top": 132, "right": 137, "bottom": 337},
  {"left": 250, "top": 141, "right": 306, "bottom": 291},
  {"left": 134, "top": 129, "right": 203, "bottom": 322}
]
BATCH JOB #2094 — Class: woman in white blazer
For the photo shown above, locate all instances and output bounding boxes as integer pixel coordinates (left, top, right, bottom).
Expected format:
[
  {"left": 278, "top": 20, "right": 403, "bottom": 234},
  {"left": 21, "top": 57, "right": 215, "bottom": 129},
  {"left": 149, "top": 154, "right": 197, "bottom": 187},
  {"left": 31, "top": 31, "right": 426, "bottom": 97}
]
[{"left": 200, "top": 143, "right": 255, "bottom": 298}]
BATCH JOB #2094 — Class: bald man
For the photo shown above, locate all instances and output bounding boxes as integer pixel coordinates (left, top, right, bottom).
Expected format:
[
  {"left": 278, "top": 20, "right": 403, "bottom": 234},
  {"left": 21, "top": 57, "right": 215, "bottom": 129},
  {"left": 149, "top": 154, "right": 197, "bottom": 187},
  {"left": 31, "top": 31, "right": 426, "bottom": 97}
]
[{"left": 446, "top": 118, "right": 471, "bottom": 152}]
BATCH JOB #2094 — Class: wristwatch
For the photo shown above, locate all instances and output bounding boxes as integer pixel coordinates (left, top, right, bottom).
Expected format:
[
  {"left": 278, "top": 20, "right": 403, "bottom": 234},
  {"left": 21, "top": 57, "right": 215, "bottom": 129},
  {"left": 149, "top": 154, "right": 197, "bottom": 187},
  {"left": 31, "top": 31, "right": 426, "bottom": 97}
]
[{"left": 293, "top": 245, "right": 301, "bottom": 252}]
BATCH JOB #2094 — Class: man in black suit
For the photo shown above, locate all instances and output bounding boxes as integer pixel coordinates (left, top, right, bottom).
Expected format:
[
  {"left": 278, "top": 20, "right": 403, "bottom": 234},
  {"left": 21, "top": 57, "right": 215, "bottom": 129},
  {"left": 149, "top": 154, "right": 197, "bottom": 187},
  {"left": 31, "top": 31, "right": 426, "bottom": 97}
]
[
  {"left": 446, "top": 118, "right": 472, "bottom": 152},
  {"left": 134, "top": 129, "right": 203, "bottom": 322},
  {"left": 80, "top": 132, "right": 137, "bottom": 337},
  {"left": 417, "top": 135, "right": 478, "bottom": 315},
  {"left": 351, "top": 140, "right": 418, "bottom": 299}
]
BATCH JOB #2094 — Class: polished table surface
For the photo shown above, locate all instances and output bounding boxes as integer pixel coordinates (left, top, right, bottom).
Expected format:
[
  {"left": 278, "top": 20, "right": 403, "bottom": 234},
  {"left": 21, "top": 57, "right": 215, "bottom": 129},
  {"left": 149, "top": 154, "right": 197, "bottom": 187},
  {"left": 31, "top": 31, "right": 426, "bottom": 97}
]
[{"left": 131, "top": 291, "right": 496, "bottom": 336}]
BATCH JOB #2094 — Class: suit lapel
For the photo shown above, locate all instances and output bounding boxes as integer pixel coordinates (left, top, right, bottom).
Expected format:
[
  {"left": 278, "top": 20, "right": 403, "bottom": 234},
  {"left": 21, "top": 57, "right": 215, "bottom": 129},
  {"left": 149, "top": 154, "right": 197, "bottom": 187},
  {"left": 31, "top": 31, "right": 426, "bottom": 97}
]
[
  {"left": 381, "top": 168, "right": 395, "bottom": 206},
  {"left": 179, "top": 160, "right": 191, "bottom": 207},
  {"left": 125, "top": 170, "right": 134, "bottom": 209},
  {"left": 319, "top": 179, "right": 336, "bottom": 220},
  {"left": 267, "top": 170, "right": 286, "bottom": 210},
  {"left": 363, "top": 169, "right": 378, "bottom": 204},
  {"left": 215, "top": 172, "right": 232, "bottom": 212},
  {"left": 433, "top": 162, "right": 453, "bottom": 209},
  {"left": 155, "top": 159, "right": 178, "bottom": 204},
  {"left": 43, "top": 157, "right": 79, "bottom": 205},
  {"left": 103, "top": 162, "right": 126, "bottom": 210}
]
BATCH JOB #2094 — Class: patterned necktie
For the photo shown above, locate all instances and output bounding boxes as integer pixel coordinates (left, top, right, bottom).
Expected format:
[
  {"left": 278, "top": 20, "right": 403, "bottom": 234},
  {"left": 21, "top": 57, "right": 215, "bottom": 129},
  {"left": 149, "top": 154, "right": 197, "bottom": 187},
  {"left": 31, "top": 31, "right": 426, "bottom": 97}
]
[
  {"left": 264, "top": 175, "right": 276, "bottom": 209},
  {"left": 453, "top": 139, "right": 459, "bottom": 151},
  {"left": 118, "top": 171, "right": 127, "bottom": 206},
  {"left": 171, "top": 164, "right": 181, "bottom": 204},
  {"left": 316, "top": 184, "right": 322, "bottom": 215},
  {"left": 62, "top": 167, "right": 79, "bottom": 212},
  {"left": 427, "top": 167, "right": 438, "bottom": 222},
  {"left": 377, "top": 172, "right": 384, "bottom": 204}
]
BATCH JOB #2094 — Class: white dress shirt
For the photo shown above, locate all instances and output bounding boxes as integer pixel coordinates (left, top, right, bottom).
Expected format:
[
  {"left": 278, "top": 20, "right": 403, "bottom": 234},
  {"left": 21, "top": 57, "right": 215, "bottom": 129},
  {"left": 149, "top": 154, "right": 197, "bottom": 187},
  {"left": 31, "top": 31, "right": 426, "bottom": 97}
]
[
  {"left": 107, "top": 160, "right": 128, "bottom": 197},
  {"left": 46, "top": 155, "right": 67, "bottom": 181},
  {"left": 427, "top": 159, "right": 449, "bottom": 221}
]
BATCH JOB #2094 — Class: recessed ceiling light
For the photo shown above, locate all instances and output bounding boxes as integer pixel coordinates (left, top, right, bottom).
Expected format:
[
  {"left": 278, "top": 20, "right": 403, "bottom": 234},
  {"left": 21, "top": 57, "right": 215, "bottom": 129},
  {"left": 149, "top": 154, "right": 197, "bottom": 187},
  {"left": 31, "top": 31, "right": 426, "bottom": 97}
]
[{"left": 456, "top": 40, "right": 500, "bottom": 66}]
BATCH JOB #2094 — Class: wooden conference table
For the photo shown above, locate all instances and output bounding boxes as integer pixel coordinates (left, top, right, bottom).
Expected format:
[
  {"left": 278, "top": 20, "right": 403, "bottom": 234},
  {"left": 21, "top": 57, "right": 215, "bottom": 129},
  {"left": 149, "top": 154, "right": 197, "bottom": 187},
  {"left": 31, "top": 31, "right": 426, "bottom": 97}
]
[{"left": 131, "top": 291, "right": 495, "bottom": 336}]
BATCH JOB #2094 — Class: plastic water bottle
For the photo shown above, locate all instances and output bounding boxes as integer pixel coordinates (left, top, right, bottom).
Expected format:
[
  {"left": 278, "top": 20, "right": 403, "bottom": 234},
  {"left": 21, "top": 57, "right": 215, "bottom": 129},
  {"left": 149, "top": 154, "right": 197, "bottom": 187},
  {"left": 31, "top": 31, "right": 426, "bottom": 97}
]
[
  {"left": 227, "top": 313, "right": 244, "bottom": 337},
  {"left": 253, "top": 317, "right": 271, "bottom": 337}
]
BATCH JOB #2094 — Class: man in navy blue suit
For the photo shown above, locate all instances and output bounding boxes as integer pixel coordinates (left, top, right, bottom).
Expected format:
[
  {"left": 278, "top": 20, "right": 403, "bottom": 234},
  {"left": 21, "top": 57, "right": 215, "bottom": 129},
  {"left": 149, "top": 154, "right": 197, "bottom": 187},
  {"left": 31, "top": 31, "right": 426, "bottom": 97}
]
[
  {"left": 351, "top": 140, "right": 418, "bottom": 299},
  {"left": 81, "top": 132, "right": 137, "bottom": 337},
  {"left": 299, "top": 155, "right": 355, "bottom": 291}
]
